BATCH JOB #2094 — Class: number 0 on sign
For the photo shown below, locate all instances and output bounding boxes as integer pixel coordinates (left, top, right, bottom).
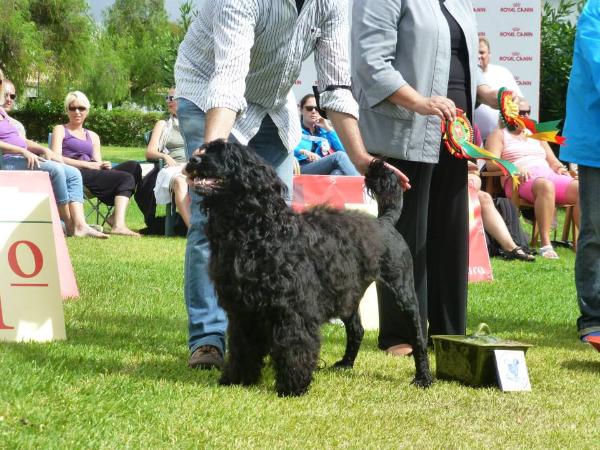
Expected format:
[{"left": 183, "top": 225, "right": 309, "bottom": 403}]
[{"left": 0, "top": 192, "right": 66, "bottom": 342}]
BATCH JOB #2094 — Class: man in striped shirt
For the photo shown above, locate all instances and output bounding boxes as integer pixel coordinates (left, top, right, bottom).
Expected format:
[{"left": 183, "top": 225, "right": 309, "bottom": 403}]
[{"left": 175, "top": 0, "right": 409, "bottom": 370}]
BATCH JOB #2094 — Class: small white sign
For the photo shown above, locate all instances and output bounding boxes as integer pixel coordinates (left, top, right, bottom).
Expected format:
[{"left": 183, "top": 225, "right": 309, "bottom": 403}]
[{"left": 494, "top": 349, "right": 531, "bottom": 392}]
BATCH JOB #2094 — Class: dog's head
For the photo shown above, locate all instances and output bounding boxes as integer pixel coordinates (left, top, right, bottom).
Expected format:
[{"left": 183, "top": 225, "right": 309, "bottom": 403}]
[{"left": 184, "top": 140, "right": 288, "bottom": 202}]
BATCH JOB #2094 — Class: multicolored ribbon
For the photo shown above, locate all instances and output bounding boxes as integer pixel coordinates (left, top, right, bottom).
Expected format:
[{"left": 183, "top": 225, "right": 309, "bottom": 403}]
[
  {"left": 498, "top": 87, "right": 566, "bottom": 145},
  {"left": 441, "top": 110, "right": 520, "bottom": 186}
]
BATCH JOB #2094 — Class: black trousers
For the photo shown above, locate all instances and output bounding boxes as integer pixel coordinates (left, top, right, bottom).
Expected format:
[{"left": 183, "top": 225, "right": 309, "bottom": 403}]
[
  {"left": 377, "top": 148, "right": 468, "bottom": 348},
  {"left": 79, "top": 160, "right": 142, "bottom": 206}
]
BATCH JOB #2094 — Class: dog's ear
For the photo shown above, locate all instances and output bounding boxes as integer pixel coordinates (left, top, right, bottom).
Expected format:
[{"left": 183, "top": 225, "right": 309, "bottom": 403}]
[{"left": 221, "top": 143, "right": 288, "bottom": 199}]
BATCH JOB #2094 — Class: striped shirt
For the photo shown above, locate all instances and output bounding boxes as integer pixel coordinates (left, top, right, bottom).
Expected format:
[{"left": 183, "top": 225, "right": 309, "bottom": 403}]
[{"left": 174, "top": 0, "right": 358, "bottom": 151}]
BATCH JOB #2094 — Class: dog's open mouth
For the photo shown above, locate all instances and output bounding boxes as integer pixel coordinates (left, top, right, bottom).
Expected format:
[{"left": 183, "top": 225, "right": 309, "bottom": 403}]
[{"left": 192, "top": 177, "right": 222, "bottom": 195}]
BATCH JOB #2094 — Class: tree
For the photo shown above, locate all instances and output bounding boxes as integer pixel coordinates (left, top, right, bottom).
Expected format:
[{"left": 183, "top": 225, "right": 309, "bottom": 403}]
[
  {"left": 27, "top": 0, "right": 95, "bottom": 98},
  {"left": 82, "top": 31, "right": 130, "bottom": 106},
  {"left": 540, "top": 0, "right": 586, "bottom": 123},
  {"left": 0, "top": 0, "right": 47, "bottom": 93},
  {"left": 161, "top": 1, "right": 198, "bottom": 87},
  {"left": 103, "top": 0, "right": 173, "bottom": 105}
]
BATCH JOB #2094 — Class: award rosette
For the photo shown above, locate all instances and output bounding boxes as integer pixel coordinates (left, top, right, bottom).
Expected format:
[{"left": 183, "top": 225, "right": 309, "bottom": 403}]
[
  {"left": 441, "top": 109, "right": 520, "bottom": 184},
  {"left": 498, "top": 87, "right": 566, "bottom": 145}
]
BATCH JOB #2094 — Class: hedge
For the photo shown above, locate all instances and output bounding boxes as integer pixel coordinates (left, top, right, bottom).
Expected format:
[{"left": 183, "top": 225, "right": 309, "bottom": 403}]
[{"left": 11, "top": 99, "right": 164, "bottom": 147}]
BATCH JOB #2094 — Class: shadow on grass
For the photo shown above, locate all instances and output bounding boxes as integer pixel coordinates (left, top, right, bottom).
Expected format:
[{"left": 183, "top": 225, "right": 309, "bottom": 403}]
[
  {"left": 1, "top": 314, "right": 434, "bottom": 393},
  {"left": 466, "top": 313, "right": 588, "bottom": 351},
  {"left": 561, "top": 358, "right": 600, "bottom": 374},
  {"left": 0, "top": 310, "right": 221, "bottom": 387}
]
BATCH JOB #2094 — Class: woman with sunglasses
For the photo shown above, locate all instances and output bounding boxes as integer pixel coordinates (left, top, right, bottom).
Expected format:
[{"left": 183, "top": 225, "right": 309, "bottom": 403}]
[
  {"left": 294, "top": 94, "right": 360, "bottom": 176},
  {"left": 485, "top": 99, "right": 579, "bottom": 259},
  {"left": 51, "top": 91, "right": 142, "bottom": 237},
  {"left": 143, "top": 87, "right": 190, "bottom": 228},
  {"left": 0, "top": 81, "right": 108, "bottom": 238}
]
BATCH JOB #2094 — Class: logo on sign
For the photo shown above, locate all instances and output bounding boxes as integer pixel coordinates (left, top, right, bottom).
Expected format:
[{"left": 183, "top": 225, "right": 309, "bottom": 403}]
[
  {"left": 515, "top": 76, "right": 533, "bottom": 86},
  {"left": 499, "top": 51, "right": 533, "bottom": 62},
  {"left": 473, "top": 6, "right": 486, "bottom": 12},
  {"left": 499, "top": 27, "right": 534, "bottom": 38},
  {"left": 500, "top": 2, "right": 534, "bottom": 13}
]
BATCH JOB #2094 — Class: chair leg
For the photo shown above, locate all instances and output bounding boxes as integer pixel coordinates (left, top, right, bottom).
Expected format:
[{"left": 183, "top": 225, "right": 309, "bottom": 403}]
[
  {"left": 562, "top": 206, "right": 573, "bottom": 242},
  {"left": 530, "top": 215, "right": 538, "bottom": 248},
  {"left": 84, "top": 197, "right": 112, "bottom": 227},
  {"left": 165, "top": 198, "right": 176, "bottom": 237},
  {"left": 562, "top": 206, "right": 578, "bottom": 251}
]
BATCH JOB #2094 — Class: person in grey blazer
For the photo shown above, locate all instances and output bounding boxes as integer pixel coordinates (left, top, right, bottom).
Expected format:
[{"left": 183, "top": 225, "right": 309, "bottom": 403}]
[{"left": 352, "top": 0, "right": 501, "bottom": 355}]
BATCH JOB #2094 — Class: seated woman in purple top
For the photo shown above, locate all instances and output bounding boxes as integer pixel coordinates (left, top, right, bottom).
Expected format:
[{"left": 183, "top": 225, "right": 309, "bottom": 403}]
[
  {"left": 0, "top": 80, "right": 107, "bottom": 238},
  {"left": 51, "top": 91, "right": 142, "bottom": 237}
]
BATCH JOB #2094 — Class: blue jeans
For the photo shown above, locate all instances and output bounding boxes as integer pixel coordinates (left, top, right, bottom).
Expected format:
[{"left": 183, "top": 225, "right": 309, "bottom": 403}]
[
  {"left": 177, "top": 98, "right": 294, "bottom": 354},
  {"left": 300, "top": 152, "right": 360, "bottom": 176},
  {"left": 2, "top": 157, "right": 84, "bottom": 204},
  {"left": 576, "top": 165, "right": 600, "bottom": 337}
]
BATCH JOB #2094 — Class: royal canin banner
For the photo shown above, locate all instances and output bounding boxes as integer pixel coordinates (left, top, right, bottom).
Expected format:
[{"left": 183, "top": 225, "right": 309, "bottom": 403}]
[
  {"left": 293, "top": 0, "right": 541, "bottom": 121},
  {"left": 473, "top": 0, "right": 541, "bottom": 120}
]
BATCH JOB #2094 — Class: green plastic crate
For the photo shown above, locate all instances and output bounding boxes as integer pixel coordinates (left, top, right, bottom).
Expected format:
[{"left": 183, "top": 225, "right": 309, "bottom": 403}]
[{"left": 431, "top": 323, "right": 532, "bottom": 387}]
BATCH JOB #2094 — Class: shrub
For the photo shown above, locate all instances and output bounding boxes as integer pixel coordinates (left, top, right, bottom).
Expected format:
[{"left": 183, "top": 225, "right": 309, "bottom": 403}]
[
  {"left": 540, "top": 0, "right": 585, "bottom": 123},
  {"left": 11, "top": 99, "right": 164, "bottom": 147}
]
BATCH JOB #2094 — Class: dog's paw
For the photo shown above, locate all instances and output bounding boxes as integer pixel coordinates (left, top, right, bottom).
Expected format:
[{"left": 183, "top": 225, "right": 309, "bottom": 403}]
[
  {"left": 276, "top": 386, "right": 308, "bottom": 397},
  {"left": 332, "top": 359, "right": 354, "bottom": 370},
  {"left": 218, "top": 374, "right": 237, "bottom": 386},
  {"left": 411, "top": 373, "right": 434, "bottom": 389}
]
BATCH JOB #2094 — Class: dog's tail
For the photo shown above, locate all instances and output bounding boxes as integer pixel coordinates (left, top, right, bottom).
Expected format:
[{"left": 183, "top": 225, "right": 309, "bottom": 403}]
[{"left": 364, "top": 158, "right": 403, "bottom": 225}]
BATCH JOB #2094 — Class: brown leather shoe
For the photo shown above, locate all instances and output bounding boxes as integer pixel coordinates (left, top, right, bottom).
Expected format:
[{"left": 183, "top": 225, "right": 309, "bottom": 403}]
[{"left": 189, "top": 345, "right": 224, "bottom": 370}]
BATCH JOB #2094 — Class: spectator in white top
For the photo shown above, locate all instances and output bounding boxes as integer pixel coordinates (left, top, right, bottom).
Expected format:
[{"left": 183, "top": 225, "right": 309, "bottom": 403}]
[
  {"left": 474, "top": 36, "right": 523, "bottom": 142},
  {"left": 174, "top": 0, "right": 409, "bottom": 371}
]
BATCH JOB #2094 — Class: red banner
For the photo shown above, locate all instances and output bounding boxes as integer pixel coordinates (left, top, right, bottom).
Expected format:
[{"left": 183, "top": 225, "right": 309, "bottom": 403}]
[
  {"left": 292, "top": 175, "right": 492, "bottom": 282},
  {"left": 292, "top": 175, "right": 367, "bottom": 211},
  {"left": 468, "top": 179, "right": 493, "bottom": 282}
]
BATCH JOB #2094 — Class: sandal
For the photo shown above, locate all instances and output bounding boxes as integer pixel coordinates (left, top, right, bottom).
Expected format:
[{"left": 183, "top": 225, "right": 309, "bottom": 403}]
[
  {"left": 503, "top": 246, "right": 535, "bottom": 262},
  {"left": 539, "top": 245, "right": 559, "bottom": 260}
]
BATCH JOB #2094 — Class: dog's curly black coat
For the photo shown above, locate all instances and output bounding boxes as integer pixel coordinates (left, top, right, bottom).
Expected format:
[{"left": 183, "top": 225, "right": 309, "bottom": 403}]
[{"left": 185, "top": 140, "right": 433, "bottom": 396}]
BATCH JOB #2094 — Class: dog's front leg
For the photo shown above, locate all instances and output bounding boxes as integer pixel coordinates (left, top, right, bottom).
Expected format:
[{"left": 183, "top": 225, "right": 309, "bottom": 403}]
[
  {"left": 219, "top": 315, "right": 268, "bottom": 387},
  {"left": 333, "top": 311, "right": 364, "bottom": 369},
  {"left": 271, "top": 312, "right": 320, "bottom": 397}
]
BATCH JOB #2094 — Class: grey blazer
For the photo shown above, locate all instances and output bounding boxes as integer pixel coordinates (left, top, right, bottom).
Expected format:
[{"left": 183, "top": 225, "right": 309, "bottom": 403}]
[{"left": 351, "top": 0, "right": 485, "bottom": 163}]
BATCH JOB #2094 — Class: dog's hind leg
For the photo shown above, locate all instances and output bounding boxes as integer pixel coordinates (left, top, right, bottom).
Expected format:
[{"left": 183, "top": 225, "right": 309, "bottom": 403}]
[
  {"left": 271, "top": 312, "right": 321, "bottom": 397},
  {"left": 333, "top": 311, "right": 364, "bottom": 369},
  {"left": 380, "top": 268, "right": 434, "bottom": 388},
  {"left": 219, "top": 315, "right": 269, "bottom": 387}
]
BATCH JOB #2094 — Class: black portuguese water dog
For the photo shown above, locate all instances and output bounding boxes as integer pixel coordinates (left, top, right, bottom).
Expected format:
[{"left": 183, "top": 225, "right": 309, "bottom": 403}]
[{"left": 185, "top": 140, "right": 433, "bottom": 396}]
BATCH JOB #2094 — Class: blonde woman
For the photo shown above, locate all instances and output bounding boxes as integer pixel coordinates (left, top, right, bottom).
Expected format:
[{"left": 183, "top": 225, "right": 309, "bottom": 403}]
[{"left": 51, "top": 91, "right": 142, "bottom": 236}]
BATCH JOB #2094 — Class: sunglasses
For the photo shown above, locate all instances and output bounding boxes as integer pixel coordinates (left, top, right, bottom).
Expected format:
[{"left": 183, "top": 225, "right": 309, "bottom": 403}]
[
  {"left": 4, "top": 93, "right": 16, "bottom": 100},
  {"left": 68, "top": 106, "right": 87, "bottom": 112},
  {"left": 304, "top": 105, "right": 318, "bottom": 112},
  {"left": 165, "top": 95, "right": 175, "bottom": 102},
  {"left": 519, "top": 109, "right": 531, "bottom": 115}
]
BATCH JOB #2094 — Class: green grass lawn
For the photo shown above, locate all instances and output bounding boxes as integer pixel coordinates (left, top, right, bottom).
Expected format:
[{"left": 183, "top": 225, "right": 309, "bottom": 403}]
[
  {"left": 100, "top": 145, "right": 147, "bottom": 164},
  {"left": 1, "top": 148, "right": 598, "bottom": 448}
]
